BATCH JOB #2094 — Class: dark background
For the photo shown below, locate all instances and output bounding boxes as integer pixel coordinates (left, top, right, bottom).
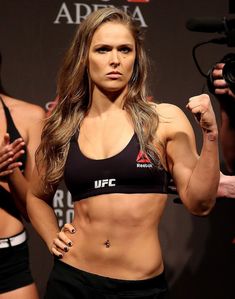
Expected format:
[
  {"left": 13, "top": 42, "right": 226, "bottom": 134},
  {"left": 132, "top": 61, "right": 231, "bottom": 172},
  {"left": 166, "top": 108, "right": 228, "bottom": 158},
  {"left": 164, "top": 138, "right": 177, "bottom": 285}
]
[{"left": 0, "top": 1, "right": 234, "bottom": 298}]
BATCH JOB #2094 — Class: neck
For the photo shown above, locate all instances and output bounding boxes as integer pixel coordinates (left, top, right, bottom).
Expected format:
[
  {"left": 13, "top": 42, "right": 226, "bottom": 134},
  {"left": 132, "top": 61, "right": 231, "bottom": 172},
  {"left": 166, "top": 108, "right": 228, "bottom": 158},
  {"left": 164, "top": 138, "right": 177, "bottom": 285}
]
[{"left": 89, "top": 87, "right": 127, "bottom": 115}]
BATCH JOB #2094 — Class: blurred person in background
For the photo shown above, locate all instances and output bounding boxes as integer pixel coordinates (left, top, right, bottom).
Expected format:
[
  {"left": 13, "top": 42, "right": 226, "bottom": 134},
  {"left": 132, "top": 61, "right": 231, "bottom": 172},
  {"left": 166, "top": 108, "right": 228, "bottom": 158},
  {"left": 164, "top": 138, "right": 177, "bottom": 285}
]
[{"left": 0, "top": 52, "right": 45, "bottom": 298}]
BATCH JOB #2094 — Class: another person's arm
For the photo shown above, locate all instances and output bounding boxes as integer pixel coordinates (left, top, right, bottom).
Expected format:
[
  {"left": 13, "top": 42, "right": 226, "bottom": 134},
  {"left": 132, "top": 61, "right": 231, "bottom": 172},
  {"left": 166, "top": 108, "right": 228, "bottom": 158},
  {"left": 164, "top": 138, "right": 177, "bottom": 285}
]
[
  {"left": 217, "top": 172, "right": 235, "bottom": 198},
  {"left": 0, "top": 105, "right": 45, "bottom": 220},
  {"left": 212, "top": 63, "right": 235, "bottom": 173}
]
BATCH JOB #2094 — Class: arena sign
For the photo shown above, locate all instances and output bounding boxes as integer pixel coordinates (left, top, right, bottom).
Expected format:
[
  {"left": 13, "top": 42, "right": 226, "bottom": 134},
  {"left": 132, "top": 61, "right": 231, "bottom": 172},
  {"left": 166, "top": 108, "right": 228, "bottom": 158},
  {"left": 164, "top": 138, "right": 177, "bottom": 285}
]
[
  {"left": 53, "top": 2, "right": 148, "bottom": 27},
  {"left": 53, "top": 189, "right": 74, "bottom": 227}
]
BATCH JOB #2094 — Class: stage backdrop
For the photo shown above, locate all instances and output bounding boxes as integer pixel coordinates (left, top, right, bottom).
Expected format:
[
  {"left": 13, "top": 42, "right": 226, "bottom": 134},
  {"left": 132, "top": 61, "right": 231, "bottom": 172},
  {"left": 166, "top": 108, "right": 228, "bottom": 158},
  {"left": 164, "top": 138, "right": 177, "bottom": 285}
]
[{"left": 0, "top": 1, "right": 235, "bottom": 298}]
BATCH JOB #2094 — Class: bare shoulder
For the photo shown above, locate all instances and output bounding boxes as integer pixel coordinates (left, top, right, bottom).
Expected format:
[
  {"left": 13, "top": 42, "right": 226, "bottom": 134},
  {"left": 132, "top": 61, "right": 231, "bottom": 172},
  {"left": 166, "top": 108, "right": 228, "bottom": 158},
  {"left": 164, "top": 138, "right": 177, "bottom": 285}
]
[
  {"left": 156, "top": 102, "right": 190, "bottom": 125},
  {"left": 156, "top": 102, "right": 185, "bottom": 117},
  {"left": 155, "top": 102, "right": 194, "bottom": 138},
  {"left": 6, "top": 96, "right": 45, "bottom": 121},
  {"left": 25, "top": 102, "right": 45, "bottom": 121}
]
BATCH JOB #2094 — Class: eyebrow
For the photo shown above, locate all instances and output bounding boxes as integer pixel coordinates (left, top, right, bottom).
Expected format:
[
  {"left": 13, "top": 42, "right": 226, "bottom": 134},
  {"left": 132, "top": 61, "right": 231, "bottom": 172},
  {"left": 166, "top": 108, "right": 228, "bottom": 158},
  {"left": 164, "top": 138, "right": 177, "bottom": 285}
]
[{"left": 92, "top": 43, "right": 135, "bottom": 48}]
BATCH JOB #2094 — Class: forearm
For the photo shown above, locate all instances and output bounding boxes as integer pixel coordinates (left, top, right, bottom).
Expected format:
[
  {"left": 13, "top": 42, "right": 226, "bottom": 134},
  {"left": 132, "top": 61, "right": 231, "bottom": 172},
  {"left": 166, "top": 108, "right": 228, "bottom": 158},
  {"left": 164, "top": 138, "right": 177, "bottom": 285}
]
[
  {"left": 184, "top": 131, "right": 220, "bottom": 215},
  {"left": 220, "top": 110, "right": 235, "bottom": 173},
  {"left": 27, "top": 192, "right": 60, "bottom": 250}
]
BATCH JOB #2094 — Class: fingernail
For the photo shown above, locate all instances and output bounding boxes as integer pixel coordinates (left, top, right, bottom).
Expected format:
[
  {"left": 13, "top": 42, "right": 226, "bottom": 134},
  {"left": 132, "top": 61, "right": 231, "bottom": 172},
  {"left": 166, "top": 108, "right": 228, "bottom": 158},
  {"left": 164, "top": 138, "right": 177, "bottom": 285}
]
[
  {"left": 71, "top": 229, "right": 76, "bottom": 233},
  {"left": 64, "top": 247, "right": 68, "bottom": 252},
  {"left": 68, "top": 242, "right": 72, "bottom": 247},
  {"left": 58, "top": 254, "right": 63, "bottom": 259}
]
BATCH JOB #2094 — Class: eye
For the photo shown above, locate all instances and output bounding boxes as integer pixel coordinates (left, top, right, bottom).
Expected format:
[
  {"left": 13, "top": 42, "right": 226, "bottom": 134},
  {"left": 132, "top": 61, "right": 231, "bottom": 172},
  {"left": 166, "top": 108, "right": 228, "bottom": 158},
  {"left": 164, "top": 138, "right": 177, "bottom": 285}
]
[
  {"left": 96, "top": 47, "right": 110, "bottom": 54},
  {"left": 119, "top": 47, "right": 132, "bottom": 54}
]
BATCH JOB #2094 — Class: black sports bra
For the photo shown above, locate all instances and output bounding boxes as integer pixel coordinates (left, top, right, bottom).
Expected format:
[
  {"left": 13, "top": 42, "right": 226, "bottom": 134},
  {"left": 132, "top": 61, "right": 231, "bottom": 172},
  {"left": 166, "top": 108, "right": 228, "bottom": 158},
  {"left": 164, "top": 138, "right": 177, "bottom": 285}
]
[{"left": 64, "top": 131, "right": 170, "bottom": 202}]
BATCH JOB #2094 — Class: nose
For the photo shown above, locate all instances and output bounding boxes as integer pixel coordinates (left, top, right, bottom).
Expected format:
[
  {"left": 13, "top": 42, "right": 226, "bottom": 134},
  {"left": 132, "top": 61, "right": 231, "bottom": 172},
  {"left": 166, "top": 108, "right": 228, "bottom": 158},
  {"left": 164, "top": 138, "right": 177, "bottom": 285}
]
[{"left": 109, "top": 50, "right": 120, "bottom": 67}]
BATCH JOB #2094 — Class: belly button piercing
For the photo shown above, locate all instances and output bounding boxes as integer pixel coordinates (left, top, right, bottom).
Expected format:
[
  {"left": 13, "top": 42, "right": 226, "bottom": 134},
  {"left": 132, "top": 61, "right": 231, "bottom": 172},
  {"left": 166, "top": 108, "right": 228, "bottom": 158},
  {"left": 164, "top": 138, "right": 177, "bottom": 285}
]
[{"left": 104, "top": 239, "right": 111, "bottom": 248}]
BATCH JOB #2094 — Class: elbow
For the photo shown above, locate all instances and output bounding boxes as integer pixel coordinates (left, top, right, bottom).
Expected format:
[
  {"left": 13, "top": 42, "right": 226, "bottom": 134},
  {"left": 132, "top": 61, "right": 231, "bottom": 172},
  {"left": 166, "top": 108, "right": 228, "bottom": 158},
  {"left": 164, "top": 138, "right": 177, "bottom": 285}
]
[
  {"left": 190, "top": 207, "right": 212, "bottom": 217},
  {"left": 188, "top": 198, "right": 216, "bottom": 216}
]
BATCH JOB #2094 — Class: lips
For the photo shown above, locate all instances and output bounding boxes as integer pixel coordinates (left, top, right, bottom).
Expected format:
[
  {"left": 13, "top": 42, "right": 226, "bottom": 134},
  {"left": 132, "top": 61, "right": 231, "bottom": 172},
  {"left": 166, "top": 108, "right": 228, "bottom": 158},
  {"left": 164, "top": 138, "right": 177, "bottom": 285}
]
[{"left": 106, "top": 71, "right": 122, "bottom": 79}]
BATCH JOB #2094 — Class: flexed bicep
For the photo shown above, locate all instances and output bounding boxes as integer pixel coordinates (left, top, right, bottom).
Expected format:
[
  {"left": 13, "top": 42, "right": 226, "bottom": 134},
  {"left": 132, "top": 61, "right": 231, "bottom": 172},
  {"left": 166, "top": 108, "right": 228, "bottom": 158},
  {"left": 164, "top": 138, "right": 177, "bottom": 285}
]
[{"left": 161, "top": 104, "right": 201, "bottom": 207}]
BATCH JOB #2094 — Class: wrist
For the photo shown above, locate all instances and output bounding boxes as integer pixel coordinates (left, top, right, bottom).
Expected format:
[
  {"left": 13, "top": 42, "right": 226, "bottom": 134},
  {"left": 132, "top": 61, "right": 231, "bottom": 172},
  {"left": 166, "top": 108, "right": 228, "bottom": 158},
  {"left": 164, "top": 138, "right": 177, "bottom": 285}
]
[
  {"left": 203, "top": 129, "right": 218, "bottom": 141},
  {"left": 7, "top": 168, "right": 18, "bottom": 180},
  {"left": 3, "top": 171, "right": 14, "bottom": 183}
]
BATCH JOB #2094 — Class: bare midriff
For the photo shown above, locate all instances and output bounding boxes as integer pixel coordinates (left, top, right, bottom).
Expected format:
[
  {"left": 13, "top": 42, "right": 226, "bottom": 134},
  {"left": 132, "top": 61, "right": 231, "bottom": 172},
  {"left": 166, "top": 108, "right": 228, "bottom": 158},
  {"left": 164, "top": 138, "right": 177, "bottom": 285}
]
[
  {"left": 0, "top": 209, "right": 24, "bottom": 237},
  {"left": 0, "top": 182, "right": 24, "bottom": 237},
  {"left": 61, "top": 193, "right": 168, "bottom": 280}
]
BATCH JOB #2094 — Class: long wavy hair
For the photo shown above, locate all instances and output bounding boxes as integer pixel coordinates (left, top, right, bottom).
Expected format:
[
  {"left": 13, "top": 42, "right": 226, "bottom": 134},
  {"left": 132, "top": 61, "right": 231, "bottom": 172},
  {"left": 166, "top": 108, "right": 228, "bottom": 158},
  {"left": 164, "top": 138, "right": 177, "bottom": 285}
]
[{"left": 37, "top": 7, "right": 161, "bottom": 192}]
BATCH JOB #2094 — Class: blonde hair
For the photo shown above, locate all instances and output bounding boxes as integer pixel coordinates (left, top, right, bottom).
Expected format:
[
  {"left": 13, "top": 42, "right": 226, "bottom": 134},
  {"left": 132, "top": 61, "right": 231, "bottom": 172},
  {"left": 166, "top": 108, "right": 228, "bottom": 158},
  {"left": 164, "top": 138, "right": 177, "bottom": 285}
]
[{"left": 37, "top": 7, "right": 160, "bottom": 191}]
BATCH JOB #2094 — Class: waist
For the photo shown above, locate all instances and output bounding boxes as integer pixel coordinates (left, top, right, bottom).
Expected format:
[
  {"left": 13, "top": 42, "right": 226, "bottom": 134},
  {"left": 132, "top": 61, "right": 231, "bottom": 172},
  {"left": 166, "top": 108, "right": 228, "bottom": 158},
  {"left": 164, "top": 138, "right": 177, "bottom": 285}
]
[
  {"left": 0, "top": 209, "right": 24, "bottom": 236},
  {"left": 61, "top": 224, "right": 163, "bottom": 279},
  {"left": 54, "top": 258, "right": 168, "bottom": 292},
  {"left": 0, "top": 230, "right": 27, "bottom": 249}
]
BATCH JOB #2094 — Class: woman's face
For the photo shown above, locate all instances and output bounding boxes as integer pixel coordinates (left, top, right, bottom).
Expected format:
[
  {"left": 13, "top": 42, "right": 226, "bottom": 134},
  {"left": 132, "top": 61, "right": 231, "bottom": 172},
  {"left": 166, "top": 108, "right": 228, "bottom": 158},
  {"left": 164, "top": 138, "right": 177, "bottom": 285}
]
[{"left": 88, "top": 22, "right": 136, "bottom": 94}]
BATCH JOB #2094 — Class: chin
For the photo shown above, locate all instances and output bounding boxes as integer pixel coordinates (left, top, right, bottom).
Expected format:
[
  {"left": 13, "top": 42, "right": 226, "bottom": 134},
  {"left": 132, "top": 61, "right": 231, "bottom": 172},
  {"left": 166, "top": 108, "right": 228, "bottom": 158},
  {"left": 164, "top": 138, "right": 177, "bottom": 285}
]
[{"left": 99, "top": 84, "right": 127, "bottom": 94}]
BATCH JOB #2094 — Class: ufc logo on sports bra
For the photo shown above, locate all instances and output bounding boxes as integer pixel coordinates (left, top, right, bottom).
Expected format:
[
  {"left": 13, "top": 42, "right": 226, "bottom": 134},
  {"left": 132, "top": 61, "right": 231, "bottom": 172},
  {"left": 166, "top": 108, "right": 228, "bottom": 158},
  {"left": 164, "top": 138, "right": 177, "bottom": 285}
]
[{"left": 94, "top": 179, "right": 116, "bottom": 189}]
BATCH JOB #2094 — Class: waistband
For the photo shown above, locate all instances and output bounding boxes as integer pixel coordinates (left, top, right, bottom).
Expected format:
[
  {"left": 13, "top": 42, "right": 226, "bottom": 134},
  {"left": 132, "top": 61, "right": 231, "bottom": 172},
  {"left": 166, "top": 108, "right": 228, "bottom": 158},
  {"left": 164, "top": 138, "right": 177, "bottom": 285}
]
[
  {"left": 0, "top": 230, "right": 27, "bottom": 248},
  {"left": 54, "top": 259, "right": 167, "bottom": 292}
]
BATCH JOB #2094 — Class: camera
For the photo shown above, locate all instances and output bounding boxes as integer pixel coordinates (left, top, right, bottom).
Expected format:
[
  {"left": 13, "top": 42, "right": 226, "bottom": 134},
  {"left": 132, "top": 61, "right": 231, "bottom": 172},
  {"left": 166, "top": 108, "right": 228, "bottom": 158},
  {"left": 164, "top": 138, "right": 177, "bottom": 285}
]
[{"left": 207, "top": 53, "right": 235, "bottom": 95}]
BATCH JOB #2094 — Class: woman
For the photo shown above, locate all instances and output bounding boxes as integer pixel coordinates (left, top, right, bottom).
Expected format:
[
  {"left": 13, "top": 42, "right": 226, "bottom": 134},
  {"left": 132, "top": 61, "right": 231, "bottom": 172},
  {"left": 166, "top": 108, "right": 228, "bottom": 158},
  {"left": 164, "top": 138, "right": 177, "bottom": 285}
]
[
  {"left": 27, "top": 7, "right": 220, "bottom": 299},
  {"left": 0, "top": 86, "right": 45, "bottom": 298}
]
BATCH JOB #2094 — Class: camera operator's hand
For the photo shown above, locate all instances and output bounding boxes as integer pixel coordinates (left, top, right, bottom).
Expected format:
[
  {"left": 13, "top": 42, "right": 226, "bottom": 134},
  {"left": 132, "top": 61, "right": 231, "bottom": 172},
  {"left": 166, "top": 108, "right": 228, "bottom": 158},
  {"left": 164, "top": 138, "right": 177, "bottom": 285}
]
[
  {"left": 217, "top": 171, "right": 235, "bottom": 198},
  {"left": 212, "top": 63, "right": 235, "bottom": 99}
]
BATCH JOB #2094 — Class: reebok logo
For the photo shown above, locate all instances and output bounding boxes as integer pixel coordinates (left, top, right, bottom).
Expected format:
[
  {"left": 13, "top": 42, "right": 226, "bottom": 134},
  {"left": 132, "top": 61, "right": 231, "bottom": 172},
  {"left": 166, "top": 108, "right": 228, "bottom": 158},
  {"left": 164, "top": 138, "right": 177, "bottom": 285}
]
[
  {"left": 94, "top": 179, "right": 116, "bottom": 189},
  {"left": 136, "top": 151, "right": 153, "bottom": 168}
]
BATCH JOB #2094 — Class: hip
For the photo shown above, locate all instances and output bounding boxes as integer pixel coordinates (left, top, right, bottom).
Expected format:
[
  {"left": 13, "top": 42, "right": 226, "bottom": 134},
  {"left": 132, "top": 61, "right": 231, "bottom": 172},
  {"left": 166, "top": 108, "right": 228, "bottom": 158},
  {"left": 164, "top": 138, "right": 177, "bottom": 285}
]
[
  {"left": 45, "top": 258, "right": 169, "bottom": 299},
  {"left": 60, "top": 235, "right": 164, "bottom": 280}
]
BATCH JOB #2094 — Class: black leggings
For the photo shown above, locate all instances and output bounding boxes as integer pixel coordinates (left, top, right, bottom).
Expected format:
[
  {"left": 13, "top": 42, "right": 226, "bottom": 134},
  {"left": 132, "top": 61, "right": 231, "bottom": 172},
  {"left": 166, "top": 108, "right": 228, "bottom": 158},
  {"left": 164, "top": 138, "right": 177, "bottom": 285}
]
[{"left": 44, "top": 259, "right": 169, "bottom": 299}]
